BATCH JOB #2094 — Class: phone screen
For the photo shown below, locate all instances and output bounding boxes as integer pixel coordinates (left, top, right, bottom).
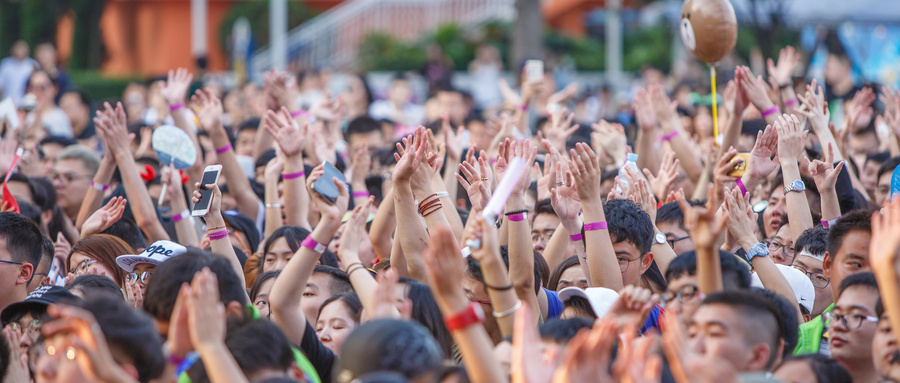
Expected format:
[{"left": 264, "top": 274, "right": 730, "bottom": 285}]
[{"left": 193, "top": 169, "right": 220, "bottom": 213}]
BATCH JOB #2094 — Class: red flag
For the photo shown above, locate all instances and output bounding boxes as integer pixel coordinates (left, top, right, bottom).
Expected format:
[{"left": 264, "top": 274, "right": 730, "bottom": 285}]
[{"left": 2, "top": 147, "right": 23, "bottom": 214}]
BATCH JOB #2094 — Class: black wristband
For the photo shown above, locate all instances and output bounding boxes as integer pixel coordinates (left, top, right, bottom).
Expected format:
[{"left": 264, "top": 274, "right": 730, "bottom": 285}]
[
  {"left": 484, "top": 282, "right": 514, "bottom": 291},
  {"left": 503, "top": 209, "right": 529, "bottom": 216}
]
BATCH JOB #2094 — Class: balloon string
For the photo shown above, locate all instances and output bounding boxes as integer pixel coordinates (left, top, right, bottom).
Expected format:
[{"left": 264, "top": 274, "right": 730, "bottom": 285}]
[{"left": 710, "top": 66, "right": 719, "bottom": 148}]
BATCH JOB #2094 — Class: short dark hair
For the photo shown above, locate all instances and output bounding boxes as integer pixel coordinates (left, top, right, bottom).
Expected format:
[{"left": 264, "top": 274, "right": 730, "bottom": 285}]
[
  {"left": 701, "top": 290, "right": 783, "bottom": 368},
  {"left": 534, "top": 198, "right": 555, "bottom": 216},
  {"left": 334, "top": 319, "right": 443, "bottom": 383},
  {"left": 225, "top": 319, "right": 294, "bottom": 376},
  {"left": 77, "top": 293, "right": 165, "bottom": 382},
  {"left": 781, "top": 355, "right": 852, "bottom": 383},
  {"left": 865, "top": 151, "right": 890, "bottom": 168},
  {"left": 877, "top": 156, "right": 900, "bottom": 181},
  {"left": 346, "top": 116, "right": 382, "bottom": 137},
  {"left": 836, "top": 271, "right": 878, "bottom": 300},
  {"left": 0, "top": 212, "right": 44, "bottom": 265},
  {"left": 312, "top": 265, "right": 352, "bottom": 295},
  {"left": 825, "top": 209, "right": 872, "bottom": 261},
  {"left": 62, "top": 89, "right": 91, "bottom": 106},
  {"left": 794, "top": 226, "right": 827, "bottom": 258},
  {"left": 143, "top": 248, "right": 249, "bottom": 321},
  {"left": 539, "top": 317, "right": 594, "bottom": 344},
  {"left": 665, "top": 250, "right": 751, "bottom": 290},
  {"left": 604, "top": 199, "right": 653, "bottom": 255},
  {"left": 752, "top": 287, "right": 798, "bottom": 359},
  {"left": 66, "top": 274, "right": 124, "bottom": 300},
  {"left": 100, "top": 216, "right": 146, "bottom": 251}
]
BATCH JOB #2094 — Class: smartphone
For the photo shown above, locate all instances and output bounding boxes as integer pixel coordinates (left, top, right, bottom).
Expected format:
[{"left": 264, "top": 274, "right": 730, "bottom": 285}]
[
  {"left": 525, "top": 60, "right": 543, "bottom": 83},
  {"left": 192, "top": 165, "right": 222, "bottom": 216},
  {"left": 728, "top": 153, "right": 750, "bottom": 177},
  {"left": 313, "top": 162, "right": 346, "bottom": 205}
]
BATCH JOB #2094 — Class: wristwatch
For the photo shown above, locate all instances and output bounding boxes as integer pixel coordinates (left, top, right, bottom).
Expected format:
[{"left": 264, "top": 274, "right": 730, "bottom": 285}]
[
  {"left": 744, "top": 243, "right": 770, "bottom": 263},
  {"left": 654, "top": 232, "right": 667, "bottom": 245},
  {"left": 783, "top": 179, "right": 806, "bottom": 194}
]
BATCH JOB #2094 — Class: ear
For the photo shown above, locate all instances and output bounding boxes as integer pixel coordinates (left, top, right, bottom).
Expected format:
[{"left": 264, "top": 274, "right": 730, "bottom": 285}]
[
  {"left": 121, "top": 363, "right": 140, "bottom": 381},
  {"left": 289, "top": 364, "right": 304, "bottom": 380},
  {"left": 225, "top": 301, "right": 244, "bottom": 319},
  {"left": 40, "top": 210, "right": 52, "bottom": 226},
  {"left": 640, "top": 252, "right": 655, "bottom": 274},
  {"left": 16, "top": 263, "right": 34, "bottom": 286},
  {"left": 746, "top": 342, "right": 773, "bottom": 371},
  {"left": 823, "top": 252, "right": 833, "bottom": 279}
]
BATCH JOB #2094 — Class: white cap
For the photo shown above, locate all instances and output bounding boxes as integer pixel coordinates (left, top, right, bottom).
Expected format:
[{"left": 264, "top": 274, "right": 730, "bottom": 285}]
[
  {"left": 558, "top": 287, "right": 620, "bottom": 318},
  {"left": 750, "top": 264, "right": 816, "bottom": 314},
  {"left": 115, "top": 240, "right": 187, "bottom": 272}
]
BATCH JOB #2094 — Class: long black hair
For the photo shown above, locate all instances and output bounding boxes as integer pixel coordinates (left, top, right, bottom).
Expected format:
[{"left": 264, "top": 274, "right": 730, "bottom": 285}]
[{"left": 400, "top": 277, "right": 454, "bottom": 358}]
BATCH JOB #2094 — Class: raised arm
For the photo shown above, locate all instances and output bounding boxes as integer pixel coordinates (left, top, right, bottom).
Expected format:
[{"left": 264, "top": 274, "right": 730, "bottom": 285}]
[
  {"left": 185, "top": 269, "right": 250, "bottom": 383},
  {"left": 871, "top": 199, "right": 900, "bottom": 351},
  {"left": 464, "top": 214, "right": 519, "bottom": 338},
  {"left": 263, "top": 154, "right": 285, "bottom": 238},
  {"left": 650, "top": 85, "right": 703, "bottom": 184},
  {"left": 160, "top": 68, "right": 204, "bottom": 184},
  {"left": 391, "top": 128, "right": 432, "bottom": 279},
  {"left": 336, "top": 197, "right": 389, "bottom": 317},
  {"left": 570, "top": 142, "right": 623, "bottom": 291},
  {"left": 369, "top": 187, "right": 396, "bottom": 262},
  {"left": 677, "top": 186, "right": 726, "bottom": 294},
  {"left": 191, "top": 182, "right": 246, "bottom": 292},
  {"left": 162, "top": 165, "right": 199, "bottom": 246},
  {"left": 548, "top": 160, "right": 586, "bottom": 275},
  {"left": 739, "top": 66, "right": 779, "bottom": 125},
  {"left": 719, "top": 69, "right": 750, "bottom": 157},
  {"left": 75, "top": 127, "right": 116, "bottom": 231},
  {"left": 269, "top": 164, "right": 348, "bottom": 345},
  {"left": 738, "top": 124, "right": 779, "bottom": 195},
  {"left": 807, "top": 143, "right": 844, "bottom": 226},
  {"left": 500, "top": 139, "right": 541, "bottom": 319},
  {"left": 263, "top": 107, "right": 311, "bottom": 229},
  {"left": 193, "top": 89, "right": 261, "bottom": 221},
  {"left": 768, "top": 47, "right": 801, "bottom": 115},
  {"left": 93, "top": 102, "right": 169, "bottom": 243},
  {"left": 775, "top": 114, "right": 814, "bottom": 238},
  {"left": 633, "top": 88, "right": 661, "bottom": 172},
  {"left": 254, "top": 70, "right": 298, "bottom": 159}
]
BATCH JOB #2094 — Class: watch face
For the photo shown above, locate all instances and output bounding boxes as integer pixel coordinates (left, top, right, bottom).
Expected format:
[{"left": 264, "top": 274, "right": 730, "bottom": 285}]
[
  {"left": 792, "top": 180, "right": 806, "bottom": 191},
  {"left": 655, "top": 232, "right": 666, "bottom": 244}
]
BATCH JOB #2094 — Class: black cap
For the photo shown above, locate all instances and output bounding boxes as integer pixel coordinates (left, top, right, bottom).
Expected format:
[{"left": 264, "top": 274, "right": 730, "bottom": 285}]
[{"left": 1, "top": 285, "right": 79, "bottom": 325}]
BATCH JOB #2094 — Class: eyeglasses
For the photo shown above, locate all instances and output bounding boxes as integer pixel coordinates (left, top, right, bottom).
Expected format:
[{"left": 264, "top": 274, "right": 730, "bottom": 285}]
[
  {"left": 824, "top": 311, "right": 878, "bottom": 331},
  {"left": 9, "top": 318, "right": 41, "bottom": 340},
  {"left": 531, "top": 231, "right": 554, "bottom": 243},
  {"left": 667, "top": 235, "right": 690, "bottom": 248},
  {"left": 126, "top": 271, "right": 152, "bottom": 286},
  {"left": 661, "top": 285, "right": 700, "bottom": 307},
  {"left": 50, "top": 171, "right": 91, "bottom": 185},
  {"left": 0, "top": 259, "right": 23, "bottom": 266},
  {"left": 791, "top": 265, "right": 830, "bottom": 289},
  {"left": 617, "top": 255, "right": 642, "bottom": 272},
  {"left": 72, "top": 259, "right": 98, "bottom": 276},
  {"left": 765, "top": 239, "right": 795, "bottom": 257}
]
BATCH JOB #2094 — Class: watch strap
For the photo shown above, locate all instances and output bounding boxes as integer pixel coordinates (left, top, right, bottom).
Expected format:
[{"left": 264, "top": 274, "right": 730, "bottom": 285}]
[{"left": 444, "top": 303, "right": 484, "bottom": 332}]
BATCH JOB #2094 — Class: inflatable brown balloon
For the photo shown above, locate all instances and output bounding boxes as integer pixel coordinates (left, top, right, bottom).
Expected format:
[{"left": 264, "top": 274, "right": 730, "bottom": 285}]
[{"left": 680, "top": 0, "right": 738, "bottom": 64}]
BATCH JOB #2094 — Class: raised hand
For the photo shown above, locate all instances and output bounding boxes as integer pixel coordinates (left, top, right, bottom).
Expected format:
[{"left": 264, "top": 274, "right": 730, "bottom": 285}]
[
  {"left": 186, "top": 268, "right": 227, "bottom": 352},
  {"left": 550, "top": 161, "right": 582, "bottom": 223},
  {"left": 880, "top": 86, "right": 900, "bottom": 137},
  {"left": 192, "top": 181, "right": 223, "bottom": 220},
  {"left": 676, "top": 185, "right": 725, "bottom": 251},
  {"left": 191, "top": 89, "right": 224, "bottom": 134},
  {"left": 568, "top": 143, "right": 602, "bottom": 203},
  {"left": 264, "top": 151, "right": 285, "bottom": 183},
  {"left": 349, "top": 142, "right": 371, "bottom": 187},
  {"left": 872, "top": 198, "right": 900, "bottom": 269},
  {"left": 305, "top": 163, "right": 350, "bottom": 222},
  {"left": 160, "top": 68, "right": 194, "bottom": 107},
  {"left": 648, "top": 84, "right": 677, "bottom": 124},
  {"left": 738, "top": 66, "right": 776, "bottom": 114},
  {"left": 442, "top": 114, "right": 464, "bottom": 162},
  {"left": 542, "top": 107, "right": 579, "bottom": 153},
  {"left": 844, "top": 87, "right": 876, "bottom": 132},
  {"left": 93, "top": 102, "right": 131, "bottom": 158},
  {"left": 461, "top": 214, "right": 501, "bottom": 266},
  {"left": 723, "top": 68, "right": 749, "bottom": 117},
  {"left": 337, "top": 197, "right": 375, "bottom": 266},
  {"left": 767, "top": 46, "right": 800, "bottom": 86},
  {"left": 309, "top": 90, "right": 343, "bottom": 123},
  {"left": 551, "top": 318, "right": 618, "bottom": 383},
  {"left": 2, "top": 328, "right": 29, "bottom": 382},
  {"left": 591, "top": 120, "right": 626, "bottom": 164},
  {"left": 423, "top": 227, "right": 468, "bottom": 314},
  {"left": 511, "top": 302, "right": 555, "bottom": 383},
  {"left": 630, "top": 178, "right": 658, "bottom": 223},
  {"left": 745, "top": 124, "right": 779, "bottom": 182},
  {"left": 263, "top": 106, "right": 307, "bottom": 158},
  {"left": 643, "top": 151, "right": 679, "bottom": 201},
  {"left": 392, "top": 128, "right": 427, "bottom": 184},
  {"left": 712, "top": 146, "right": 739, "bottom": 198},
  {"left": 81, "top": 196, "right": 128, "bottom": 237},
  {"left": 633, "top": 88, "right": 659, "bottom": 131},
  {"left": 722, "top": 187, "right": 760, "bottom": 249},
  {"left": 604, "top": 285, "right": 659, "bottom": 328},
  {"left": 807, "top": 142, "right": 844, "bottom": 193},
  {"left": 797, "top": 80, "right": 831, "bottom": 135},
  {"left": 263, "top": 69, "right": 298, "bottom": 110},
  {"left": 457, "top": 149, "right": 492, "bottom": 212},
  {"left": 508, "top": 138, "right": 538, "bottom": 195},
  {"left": 774, "top": 114, "right": 806, "bottom": 165}
]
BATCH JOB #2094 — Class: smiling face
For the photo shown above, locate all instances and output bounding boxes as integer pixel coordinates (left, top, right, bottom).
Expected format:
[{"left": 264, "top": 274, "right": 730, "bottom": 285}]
[{"left": 768, "top": 224, "right": 794, "bottom": 266}]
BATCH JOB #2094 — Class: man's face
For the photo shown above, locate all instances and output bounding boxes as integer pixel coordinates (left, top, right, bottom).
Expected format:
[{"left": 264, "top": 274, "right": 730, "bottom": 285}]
[
  {"left": 689, "top": 304, "right": 771, "bottom": 372},
  {"left": 0, "top": 238, "right": 28, "bottom": 310},
  {"left": 615, "top": 240, "right": 649, "bottom": 287},
  {"left": 768, "top": 224, "right": 794, "bottom": 266},
  {"left": 824, "top": 230, "right": 871, "bottom": 299},
  {"left": 234, "top": 129, "right": 256, "bottom": 157},
  {"left": 40, "top": 143, "right": 64, "bottom": 177},
  {"left": 52, "top": 159, "right": 93, "bottom": 217},
  {"left": 876, "top": 172, "right": 892, "bottom": 207},
  {"left": 347, "top": 131, "right": 385, "bottom": 155},
  {"left": 531, "top": 213, "right": 559, "bottom": 253},
  {"left": 464, "top": 276, "right": 500, "bottom": 343},
  {"left": 437, "top": 91, "right": 466, "bottom": 124},
  {"left": 861, "top": 160, "right": 882, "bottom": 194},
  {"left": 555, "top": 265, "right": 588, "bottom": 291},
  {"left": 763, "top": 188, "right": 786, "bottom": 239},
  {"left": 665, "top": 275, "right": 701, "bottom": 329},
  {"left": 300, "top": 273, "right": 336, "bottom": 323},
  {"left": 874, "top": 314, "right": 900, "bottom": 381},
  {"left": 829, "top": 285, "right": 879, "bottom": 369},
  {"left": 792, "top": 254, "right": 833, "bottom": 317},
  {"left": 657, "top": 222, "right": 693, "bottom": 256},
  {"left": 59, "top": 93, "right": 88, "bottom": 129}
]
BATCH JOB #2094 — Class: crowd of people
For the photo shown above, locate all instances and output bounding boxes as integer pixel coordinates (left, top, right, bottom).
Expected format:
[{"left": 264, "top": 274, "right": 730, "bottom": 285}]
[{"left": 0, "top": 36, "right": 900, "bottom": 383}]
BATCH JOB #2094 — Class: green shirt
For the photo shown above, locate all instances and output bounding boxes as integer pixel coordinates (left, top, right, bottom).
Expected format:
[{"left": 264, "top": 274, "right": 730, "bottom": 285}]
[{"left": 794, "top": 303, "right": 834, "bottom": 355}]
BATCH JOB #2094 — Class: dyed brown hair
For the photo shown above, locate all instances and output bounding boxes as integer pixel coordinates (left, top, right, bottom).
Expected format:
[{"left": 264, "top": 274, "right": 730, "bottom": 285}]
[{"left": 68, "top": 234, "right": 134, "bottom": 287}]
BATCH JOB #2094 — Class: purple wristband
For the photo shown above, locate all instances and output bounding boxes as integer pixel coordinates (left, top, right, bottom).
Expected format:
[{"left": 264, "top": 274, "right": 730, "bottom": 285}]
[
  {"left": 507, "top": 213, "right": 526, "bottom": 222},
  {"left": 783, "top": 98, "right": 798, "bottom": 107},
  {"left": 821, "top": 216, "right": 842, "bottom": 228},
  {"left": 171, "top": 210, "right": 189, "bottom": 223},
  {"left": 569, "top": 233, "right": 583, "bottom": 242},
  {"left": 584, "top": 222, "right": 608, "bottom": 231},
  {"left": 91, "top": 180, "right": 109, "bottom": 192},
  {"left": 169, "top": 102, "right": 186, "bottom": 112},
  {"left": 215, "top": 143, "right": 232, "bottom": 155},
  {"left": 735, "top": 178, "right": 748, "bottom": 196},
  {"left": 208, "top": 230, "right": 228, "bottom": 238},
  {"left": 519, "top": 104, "right": 528, "bottom": 111},
  {"left": 290, "top": 109, "right": 307, "bottom": 119},
  {"left": 353, "top": 190, "right": 370, "bottom": 198},
  {"left": 661, "top": 131, "right": 679, "bottom": 142},
  {"left": 761, "top": 105, "right": 779, "bottom": 117},
  {"left": 282, "top": 171, "right": 305, "bottom": 180}
]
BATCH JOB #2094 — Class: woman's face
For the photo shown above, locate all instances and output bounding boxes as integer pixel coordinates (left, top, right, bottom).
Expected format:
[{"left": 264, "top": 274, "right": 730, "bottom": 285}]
[
  {"left": 253, "top": 277, "right": 277, "bottom": 318},
  {"left": 556, "top": 265, "right": 588, "bottom": 292},
  {"left": 68, "top": 252, "right": 116, "bottom": 284},
  {"left": 28, "top": 72, "right": 56, "bottom": 105},
  {"left": 772, "top": 359, "right": 818, "bottom": 383},
  {"left": 263, "top": 237, "right": 294, "bottom": 273},
  {"left": 316, "top": 300, "right": 358, "bottom": 355}
]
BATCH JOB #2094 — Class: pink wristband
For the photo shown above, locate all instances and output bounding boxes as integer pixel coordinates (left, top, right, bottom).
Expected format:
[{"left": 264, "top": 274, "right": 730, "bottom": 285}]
[
  {"left": 569, "top": 233, "right": 583, "bottom": 242},
  {"left": 584, "top": 222, "right": 608, "bottom": 231},
  {"left": 208, "top": 229, "right": 228, "bottom": 238},
  {"left": 519, "top": 104, "right": 528, "bottom": 111},
  {"left": 290, "top": 109, "right": 307, "bottom": 119},
  {"left": 661, "top": 131, "right": 679, "bottom": 142},
  {"left": 735, "top": 178, "right": 748, "bottom": 196},
  {"left": 761, "top": 105, "right": 779, "bottom": 117},
  {"left": 507, "top": 213, "right": 526, "bottom": 222},
  {"left": 353, "top": 190, "right": 370, "bottom": 198},
  {"left": 301, "top": 237, "right": 325, "bottom": 253},
  {"left": 783, "top": 98, "right": 798, "bottom": 107},
  {"left": 282, "top": 171, "right": 305, "bottom": 180},
  {"left": 91, "top": 180, "right": 109, "bottom": 192},
  {"left": 821, "top": 216, "right": 842, "bottom": 228},
  {"left": 171, "top": 210, "right": 189, "bottom": 223},
  {"left": 169, "top": 102, "right": 185, "bottom": 112},
  {"left": 215, "top": 143, "right": 232, "bottom": 155}
]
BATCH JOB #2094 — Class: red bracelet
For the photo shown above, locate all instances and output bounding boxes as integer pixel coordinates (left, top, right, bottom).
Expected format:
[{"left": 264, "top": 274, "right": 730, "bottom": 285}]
[
  {"left": 215, "top": 143, "right": 232, "bottom": 155},
  {"left": 169, "top": 102, "right": 185, "bottom": 112},
  {"left": 584, "top": 222, "right": 608, "bottom": 231},
  {"left": 735, "top": 178, "right": 748, "bottom": 196},
  {"left": 444, "top": 303, "right": 485, "bottom": 332},
  {"left": 353, "top": 190, "right": 370, "bottom": 198},
  {"left": 569, "top": 233, "right": 583, "bottom": 242},
  {"left": 507, "top": 213, "right": 526, "bottom": 222},
  {"left": 661, "top": 131, "right": 679, "bottom": 142},
  {"left": 761, "top": 105, "right": 779, "bottom": 117},
  {"left": 783, "top": 98, "right": 798, "bottom": 107},
  {"left": 282, "top": 171, "right": 305, "bottom": 180}
]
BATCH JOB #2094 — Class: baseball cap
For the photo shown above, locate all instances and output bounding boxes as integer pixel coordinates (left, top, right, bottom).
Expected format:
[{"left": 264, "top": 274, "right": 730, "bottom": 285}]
[
  {"left": 750, "top": 264, "right": 816, "bottom": 314},
  {"left": 557, "top": 287, "right": 620, "bottom": 318},
  {"left": 115, "top": 240, "right": 187, "bottom": 272},
  {"left": 1, "top": 285, "right": 79, "bottom": 325}
]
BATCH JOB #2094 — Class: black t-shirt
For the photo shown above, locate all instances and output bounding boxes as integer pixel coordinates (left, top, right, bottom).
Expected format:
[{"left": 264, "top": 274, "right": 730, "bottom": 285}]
[{"left": 300, "top": 320, "right": 336, "bottom": 383}]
